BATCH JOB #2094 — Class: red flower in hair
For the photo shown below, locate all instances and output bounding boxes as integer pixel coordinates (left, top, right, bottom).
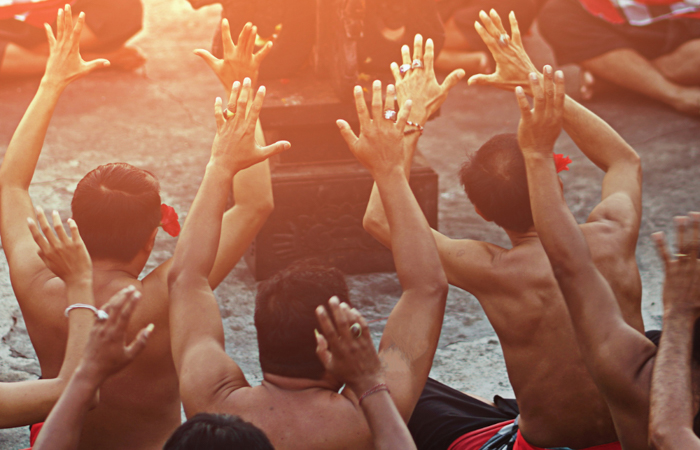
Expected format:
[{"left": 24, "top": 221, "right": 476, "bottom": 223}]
[
  {"left": 160, "top": 204, "right": 180, "bottom": 237},
  {"left": 554, "top": 153, "right": 572, "bottom": 173}
]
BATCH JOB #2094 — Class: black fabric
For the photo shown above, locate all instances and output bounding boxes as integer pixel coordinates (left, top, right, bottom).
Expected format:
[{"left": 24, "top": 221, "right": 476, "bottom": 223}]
[
  {"left": 0, "top": 0, "right": 142, "bottom": 62},
  {"left": 645, "top": 329, "right": 662, "bottom": 346},
  {"left": 538, "top": 0, "right": 700, "bottom": 65},
  {"left": 408, "top": 378, "right": 519, "bottom": 450},
  {"left": 435, "top": 0, "right": 543, "bottom": 51}
]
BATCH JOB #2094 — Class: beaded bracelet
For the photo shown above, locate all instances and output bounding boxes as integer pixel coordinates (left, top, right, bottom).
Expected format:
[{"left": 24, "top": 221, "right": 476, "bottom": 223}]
[
  {"left": 358, "top": 383, "right": 390, "bottom": 405},
  {"left": 404, "top": 120, "right": 424, "bottom": 136}
]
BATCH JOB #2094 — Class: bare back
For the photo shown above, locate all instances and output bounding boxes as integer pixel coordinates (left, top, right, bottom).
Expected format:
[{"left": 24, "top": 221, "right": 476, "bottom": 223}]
[{"left": 439, "top": 220, "right": 642, "bottom": 449}]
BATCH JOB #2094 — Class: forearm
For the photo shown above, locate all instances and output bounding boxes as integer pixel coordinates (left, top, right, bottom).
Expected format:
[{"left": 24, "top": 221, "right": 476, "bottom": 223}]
[
  {"left": 33, "top": 367, "right": 101, "bottom": 450},
  {"left": 650, "top": 307, "right": 699, "bottom": 449},
  {"left": 562, "top": 97, "right": 639, "bottom": 172},
  {"left": 360, "top": 391, "right": 417, "bottom": 450},
  {"left": 0, "top": 379, "right": 64, "bottom": 428},
  {"left": 0, "top": 80, "right": 65, "bottom": 189},
  {"left": 374, "top": 169, "right": 445, "bottom": 293}
]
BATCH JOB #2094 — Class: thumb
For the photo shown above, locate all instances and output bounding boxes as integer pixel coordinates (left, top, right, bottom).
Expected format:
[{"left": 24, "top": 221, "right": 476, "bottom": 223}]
[
  {"left": 336, "top": 120, "right": 358, "bottom": 148},
  {"left": 84, "top": 58, "right": 110, "bottom": 72},
  {"left": 259, "top": 140, "right": 291, "bottom": 160},
  {"left": 468, "top": 73, "right": 498, "bottom": 86},
  {"left": 441, "top": 69, "right": 466, "bottom": 92},
  {"left": 315, "top": 330, "right": 332, "bottom": 369},
  {"left": 125, "top": 323, "right": 153, "bottom": 360},
  {"left": 194, "top": 49, "right": 219, "bottom": 69}
]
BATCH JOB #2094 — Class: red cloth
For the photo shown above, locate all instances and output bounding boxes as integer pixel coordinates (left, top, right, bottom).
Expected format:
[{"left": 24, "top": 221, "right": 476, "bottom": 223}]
[
  {"left": 20, "top": 422, "right": 43, "bottom": 450},
  {"left": 448, "top": 420, "right": 622, "bottom": 450},
  {"left": 0, "top": 1, "right": 69, "bottom": 28}
]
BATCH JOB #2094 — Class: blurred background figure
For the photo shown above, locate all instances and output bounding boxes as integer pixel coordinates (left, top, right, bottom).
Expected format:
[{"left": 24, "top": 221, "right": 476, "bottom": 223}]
[{"left": 0, "top": 0, "right": 146, "bottom": 78}]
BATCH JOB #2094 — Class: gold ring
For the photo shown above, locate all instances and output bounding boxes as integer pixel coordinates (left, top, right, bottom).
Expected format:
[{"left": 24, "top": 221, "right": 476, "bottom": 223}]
[
  {"left": 350, "top": 323, "right": 362, "bottom": 339},
  {"left": 223, "top": 108, "right": 235, "bottom": 120},
  {"left": 675, "top": 253, "right": 689, "bottom": 258}
]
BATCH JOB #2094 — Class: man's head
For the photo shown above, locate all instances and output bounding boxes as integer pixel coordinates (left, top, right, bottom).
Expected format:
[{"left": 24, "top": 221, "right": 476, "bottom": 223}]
[
  {"left": 459, "top": 133, "right": 535, "bottom": 233},
  {"left": 255, "top": 261, "right": 350, "bottom": 380},
  {"left": 71, "top": 163, "right": 161, "bottom": 263},
  {"left": 163, "top": 413, "right": 273, "bottom": 450}
]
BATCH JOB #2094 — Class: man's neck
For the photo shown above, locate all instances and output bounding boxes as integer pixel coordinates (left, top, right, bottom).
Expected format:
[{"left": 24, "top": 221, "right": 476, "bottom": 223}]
[
  {"left": 91, "top": 259, "right": 143, "bottom": 279},
  {"left": 504, "top": 227, "right": 540, "bottom": 247},
  {"left": 262, "top": 372, "right": 342, "bottom": 392}
]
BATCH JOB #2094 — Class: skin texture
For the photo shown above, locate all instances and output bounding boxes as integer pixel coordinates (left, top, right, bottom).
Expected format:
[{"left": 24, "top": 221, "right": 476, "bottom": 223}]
[
  {"left": 33, "top": 287, "right": 152, "bottom": 450},
  {"left": 167, "top": 77, "right": 448, "bottom": 449},
  {"left": 0, "top": 210, "right": 95, "bottom": 428},
  {"left": 0, "top": 11, "right": 275, "bottom": 450},
  {"left": 315, "top": 298, "right": 418, "bottom": 450},
  {"left": 363, "top": 12, "right": 643, "bottom": 449},
  {"left": 649, "top": 214, "right": 700, "bottom": 450}
]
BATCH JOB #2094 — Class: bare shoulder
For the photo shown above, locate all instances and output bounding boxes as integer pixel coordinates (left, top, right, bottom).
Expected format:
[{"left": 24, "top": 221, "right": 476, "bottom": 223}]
[{"left": 587, "top": 192, "right": 641, "bottom": 239}]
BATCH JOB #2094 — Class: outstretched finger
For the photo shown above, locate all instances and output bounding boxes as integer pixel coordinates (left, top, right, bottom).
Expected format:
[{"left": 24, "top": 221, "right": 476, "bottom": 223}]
[
  {"left": 390, "top": 62, "right": 402, "bottom": 83},
  {"left": 474, "top": 21, "right": 497, "bottom": 51},
  {"left": 258, "top": 140, "right": 291, "bottom": 162},
  {"left": 515, "top": 86, "right": 531, "bottom": 118},
  {"left": 424, "top": 38, "right": 435, "bottom": 73},
  {"left": 221, "top": 19, "right": 235, "bottom": 56},
  {"left": 125, "top": 323, "right": 153, "bottom": 360},
  {"left": 401, "top": 45, "right": 411, "bottom": 65},
  {"left": 226, "top": 81, "right": 242, "bottom": 116},
  {"left": 28, "top": 218, "right": 51, "bottom": 257},
  {"left": 489, "top": 9, "right": 507, "bottom": 35},
  {"left": 315, "top": 330, "right": 332, "bottom": 368},
  {"left": 413, "top": 34, "right": 423, "bottom": 62},
  {"left": 441, "top": 69, "right": 466, "bottom": 93},
  {"left": 69, "top": 12, "right": 85, "bottom": 48},
  {"left": 235, "top": 78, "right": 253, "bottom": 123},
  {"left": 194, "top": 49, "right": 220, "bottom": 71},
  {"left": 247, "top": 25, "right": 257, "bottom": 56},
  {"left": 254, "top": 41, "right": 273, "bottom": 64},
  {"left": 246, "top": 86, "right": 267, "bottom": 132},
  {"left": 395, "top": 99, "right": 413, "bottom": 134},
  {"left": 652, "top": 232, "right": 671, "bottom": 268},
  {"left": 509, "top": 11, "right": 523, "bottom": 48},
  {"left": 542, "top": 66, "right": 555, "bottom": 114},
  {"left": 333, "top": 301, "right": 352, "bottom": 340},
  {"left": 468, "top": 72, "right": 498, "bottom": 87},
  {"left": 371, "top": 80, "right": 383, "bottom": 121},
  {"left": 348, "top": 307, "right": 371, "bottom": 344},
  {"left": 478, "top": 10, "right": 501, "bottom": 39},
  {"left": 84, "top": 58, "right": 110, "bottom": 72},
  {"left": 115, "top": 288, "right": 141, "bottom": 332},
  {"left": 56, "top": 8, "right": 65, "bottom": 43},
  {"left": 214, "top": 97, "right": 225, "bottom": 130},
  {"left": 44, "top": 23, "right": 57, "bottom": 48},
  {"left": 554, "top": 70, "right": 566, "bottom": 117},
  {"left": 316, "top": 303, "right": 339, "bottom": 342},
  {"left": 353, "top": 85, "right": 370, "bottom": 128},
  {"left": 36, "top": 207, "right": 60, "bottom": 248},
  {"left": 529, "top": 72, "right": 545, "bottom": 113},
  {"left": 52, "top": 210, "right": 70, "bottom": 245},
  {"left": 676, "top": 216, "right": 689, "bottom": 256},
  {"left": 102, "top": 285, "right": 134, "bottom": 319},
  {"left": 337, "top": 119, "right": 359, "bottom": 148},
  {"left": 385, "top": 84, "right": 396, "bottom": 113},
  {"left": 64, "top": 5, "right": 73, "bottom": 39},
  {"left": 67, "top": 218, "right": 84, "bottom": 246}
]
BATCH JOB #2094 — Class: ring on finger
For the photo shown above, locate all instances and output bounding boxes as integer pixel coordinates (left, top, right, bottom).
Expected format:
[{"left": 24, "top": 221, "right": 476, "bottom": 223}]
[
  {"left": 384, "top": 110, "right": 398, "bottom": 122},
  {"left": 675, "top": 253, "right": 689, "bottom": 258},
  {"left": 498, "top": 33, "right": 509, "bottom": 47},
  {"left": 350, "top": 323, "right": 362, "bottom": 339},
  {"left": 399, "top": 63, "right": 412, "bottom": 75},
  {"left": 223, "top": 108, "right": 235, "bottom": 120},
  {"left": 411, "top": 59, "right": 424, "bottom": 70}
]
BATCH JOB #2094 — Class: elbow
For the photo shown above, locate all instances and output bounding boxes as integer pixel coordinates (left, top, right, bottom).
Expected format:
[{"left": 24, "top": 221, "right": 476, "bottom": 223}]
[{"left": 362, "top": 209, "right": 379, "bottom": 236}]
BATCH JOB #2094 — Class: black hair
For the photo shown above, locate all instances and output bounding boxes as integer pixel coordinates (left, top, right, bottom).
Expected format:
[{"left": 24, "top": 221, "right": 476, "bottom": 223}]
[
  {"left": 71, "top": 163, "right": 161, "bottom": 263},
  {"left": 255, "top": 261, "right": 350, "bottom": 379},
  {"left": 459, "top": 133, "right": 535, "bottom": 233},
  {"left": 163, "top": 413, "right": 274, "bottom": 450}
]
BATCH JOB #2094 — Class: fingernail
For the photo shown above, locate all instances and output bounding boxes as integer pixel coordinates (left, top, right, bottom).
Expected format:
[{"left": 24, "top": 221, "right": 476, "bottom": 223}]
[
  {"left": 529, "top": 73, "right": 537, "bottom": 80},
  {"left": 373, "top": 80, "right": 381, "bottom": 89},
  {"left": 233, "top": 80, "right": 240, "bottom": 88},
  {"left": 283, "top": 142, "right": 291, "bottom": 150},
  {"left": 515, "top": 86, "right": 524, "bottom": 94},
  {"left": 406, "top": 99, "right": 413, "bottom": 106},
  {"left": 259, "top": 86, "right": 266, "bottom": 94},
  {"left": 133, "top": 291, "right": 141, "bottom": 299},
  {"left": 316, "top": 305, "right": 325, "bottom": 314},
  {"left": 354, "top": 85, "right": 362, "bottom": 94},
  {"left": 145, "top": 323, "right": 155, "bottom": 336},
  {"left": 27, "top": 218, "right": 34, "bottom": 225},
  {"left": 127, "top": 285, "right": 136, "bottom": 292},
  {"left": 545, "top": 66, "right": 552, "bottom": 74},
  {"left": 556, "top": 71, "right": 564, "bottom": 79},
  {"left": 351, "top": 308, "right": 360, "bottom": 315},
  {"left": 314, "top": 329, "right": 321, "bottom": 339},
  {"left": 243, "top": 78, "right": 251, "bottom": 86}
]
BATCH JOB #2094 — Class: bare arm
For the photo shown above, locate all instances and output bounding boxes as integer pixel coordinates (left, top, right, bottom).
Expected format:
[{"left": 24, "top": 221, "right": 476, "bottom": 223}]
[
  {"left": 33, "top": 288, "right": 151, "bottom": 450},
  {"left": 517, "top": 69, "right": 655, "bottom": 447},
  {"left": 167, "top": 80, "right": 289, "bottom": 415},
  {"left": 471, "top": 10, "right": 641, "bottom": 229},
  {"left": 338, "top": 81, "right": 448, "bottom": 421},
  {"left": 0, "top": 8, "right": 108, "bottom": 301},
  {"left": 649, "top": 214, "right": 700, "bottom": 450},
  {"left": 315, "top": 300, "right": 417, "bottom": 450}
]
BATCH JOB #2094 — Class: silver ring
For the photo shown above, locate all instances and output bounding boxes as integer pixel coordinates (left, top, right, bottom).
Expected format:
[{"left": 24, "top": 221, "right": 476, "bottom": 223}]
[
  {"left": 411, "top": 59, "right": 424, "bottom": 69},
  {"left": 350, "top": 323, "right": 362, "bottom": 339},
  {"left": 498, "top": 33, "right": 509, "bottom": 47},
  {"left": 384, "top": 110, "right": 397, "bottom": 122},
  {"left": 399, "top": 63, "right": 412, "bottom": 75},
  {"left": 223, "top": 108, "right": 235, "bottom": 120}
]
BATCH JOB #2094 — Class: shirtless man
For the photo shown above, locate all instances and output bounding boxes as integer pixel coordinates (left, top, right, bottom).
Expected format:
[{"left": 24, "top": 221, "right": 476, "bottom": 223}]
[
  {"left": 514, "top": 68, "right": 699, "bottom": 449},
  {"left": 167, "top": 76, "right": 449, "bottom": 449},
  {"left": 363, "top": 11, "right": 643, "bottom": 449},
  {"left": 0, "top": 8, "right": 278, "bottom": 449}
]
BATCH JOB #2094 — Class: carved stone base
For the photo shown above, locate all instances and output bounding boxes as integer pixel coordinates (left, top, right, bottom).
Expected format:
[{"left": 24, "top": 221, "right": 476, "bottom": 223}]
[{"left": 244, "top": 152, "right": 438, "bottom": 280}]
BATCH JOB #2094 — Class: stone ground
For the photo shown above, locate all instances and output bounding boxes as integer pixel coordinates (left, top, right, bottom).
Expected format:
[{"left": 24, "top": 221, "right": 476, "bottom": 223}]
[{"left": 1, "top": 0, "right": 699, "bottom": 447}]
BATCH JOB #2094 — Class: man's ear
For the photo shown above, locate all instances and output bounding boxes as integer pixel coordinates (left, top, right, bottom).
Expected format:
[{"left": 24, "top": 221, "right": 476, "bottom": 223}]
[{"left": 474, "top": 206, "right": 492, "bottom": 222}]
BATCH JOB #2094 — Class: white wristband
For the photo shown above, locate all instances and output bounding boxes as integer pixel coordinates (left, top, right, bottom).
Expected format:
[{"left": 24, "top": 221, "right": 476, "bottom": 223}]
[{"left": 64, "top": 303, "right": 109, "bottom": 321}]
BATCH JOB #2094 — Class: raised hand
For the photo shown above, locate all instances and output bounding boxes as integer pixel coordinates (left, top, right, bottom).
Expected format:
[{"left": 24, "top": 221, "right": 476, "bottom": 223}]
[
  {"left": 652, "top": 213, "right": 700, "bottom": 316},
  {"left": 315, "top": 297, "right": 383, "bottom": 395},
  {"left": 390, "top": 34, "right": 465, "bottom": 124},
  {"left": 516, "top": 66, "right": 565, "bottom": 157},
  {"left": 337, "top": 80, "right": 412, "bottom": 177},
  {"left": 210, "top": 78, "right": 290, "bottom": 175},
  {"left": 27, "top": 208, "right": 91, "bottom": 286},
  {"left": 42, "top": 5, "right": 110, "bottom": 89},
  {"left": 78, "top": 286, "right": 152, "bottom": 384},
  {"left": 468, "top": 10, "right": 539, "bottom": 94},
  {"left": 195, "top": 20, "right": 273, "bottom": 91}
]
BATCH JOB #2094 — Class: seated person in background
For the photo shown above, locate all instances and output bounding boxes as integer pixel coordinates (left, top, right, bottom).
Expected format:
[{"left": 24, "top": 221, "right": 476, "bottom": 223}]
[
  {"left": 0, "top": 210, "right": 94, "bottom": 430},
  {"left": 537, "top": 0, "right": 700, "bottom": 114},
  {"left": 0, "top": 0, "right": 145, "bottom": 77},
  {"left": 0, "top": 8, "right": 276, "bottom": 450},
  {"left": 434, "top": 1, "right": 546, "bottom": 74},
  {"left": 513, "top": 66, "right": 699, "bottom": 449},
  {"left": 33, "top": 285, "right": 153, "bottom": 450},
  {"left": 166, "top": 75, "right": 448, "bottom": 449},
  {"left": 365, "top": 11, "right": 643, "bottom": 449},
  {"left": 649, "top": 216, "right": 700, "bottom": 450}
]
